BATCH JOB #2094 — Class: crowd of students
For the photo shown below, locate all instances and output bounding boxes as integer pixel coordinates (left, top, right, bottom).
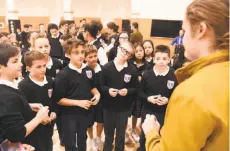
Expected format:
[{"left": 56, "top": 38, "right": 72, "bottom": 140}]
[{"left": 0, "top": 0, "right": 228, "bottom": 151}]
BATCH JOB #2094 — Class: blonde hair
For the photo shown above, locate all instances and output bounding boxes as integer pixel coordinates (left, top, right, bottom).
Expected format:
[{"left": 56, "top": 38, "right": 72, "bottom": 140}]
[{"left": 186, "top": 0, "right": 229, "bottom": 50}]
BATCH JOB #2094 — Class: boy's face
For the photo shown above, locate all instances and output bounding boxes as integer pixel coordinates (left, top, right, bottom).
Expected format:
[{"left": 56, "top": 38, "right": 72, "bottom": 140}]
[
  {"left": 85, "top": 52, "right": 98, "bottom": 67},
  {"left": 117, "top": 42, "right": 134, "bottom": 61},
  {"left": 39, "top": 25, "right": 45, "bottom": 32},
  {"left": 154, "top": 52, "right": 170, "bottom": 68},
  {"left": 27, "top": 59, "right": 47, "bottom": 80},
  {"left": 68, "top": 46, "right": 85, "bottom": 67},
  {"left": 50, "top": 29, "right": 58, "bottom": 37},
  {"left": 0, "top": 54, "right": 22, "bottom": 80},
  {"left": 34, "top": 38, "right": 51, "bottom": 56}
]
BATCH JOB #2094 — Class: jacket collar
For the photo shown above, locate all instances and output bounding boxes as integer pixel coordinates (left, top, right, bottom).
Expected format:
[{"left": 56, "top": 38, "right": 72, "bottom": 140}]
[{"left": 175, "top": 50, "right": 229, "bottom": 83}]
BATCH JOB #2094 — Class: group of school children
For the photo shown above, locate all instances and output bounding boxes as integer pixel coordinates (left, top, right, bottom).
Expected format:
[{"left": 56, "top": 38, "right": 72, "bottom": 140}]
[{"left": 0, "top": 19, "right": 181, "bottom": 151}]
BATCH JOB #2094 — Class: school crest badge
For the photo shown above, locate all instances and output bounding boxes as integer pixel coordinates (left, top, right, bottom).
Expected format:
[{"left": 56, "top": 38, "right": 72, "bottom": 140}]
[
  {"left": 124, "top": 74, "right": 132, "bottom": 83},
  {"left": 86, "top": 70, "right": 92, "bottom": 79},
  {"left": 48, "top": 89, "right": 53, "bottom": 98},
  {"left": 167, "top": 80, "right": 175, "bottom": 89}
]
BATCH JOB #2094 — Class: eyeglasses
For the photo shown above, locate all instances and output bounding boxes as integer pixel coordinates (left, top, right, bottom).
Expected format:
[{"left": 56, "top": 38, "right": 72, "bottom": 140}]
[
  {"left": 119, "top": 37, "right": 129, "bottom": 40},
  {"left": 119, "top": 46, "right": 132, "bottom": 57}
]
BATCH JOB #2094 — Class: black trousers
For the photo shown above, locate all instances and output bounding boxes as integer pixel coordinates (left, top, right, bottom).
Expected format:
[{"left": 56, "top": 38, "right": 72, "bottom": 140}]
[
  {"left": 62, "top": 114, "right": 89, "bottom": 151},
  {"left": 139, "top": 110, "right": 165, "bottom": 151},
  {"left": 56, "top": 115, "right": 64, "bottom": 145},
  {"left": 29, "top": 122, "right": 54, "bottom": 151},
  {"left": 103, "top": 109, "right": 130, "bottom": 151}
]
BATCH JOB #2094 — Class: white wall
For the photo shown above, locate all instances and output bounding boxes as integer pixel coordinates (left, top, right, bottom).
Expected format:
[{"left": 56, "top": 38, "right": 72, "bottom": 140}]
[
  {"left": 139, "top": 0, "right": 193, "bottom": 20},
  {"left": 0, "top": 0, "right": 193, "bottom": 21}
]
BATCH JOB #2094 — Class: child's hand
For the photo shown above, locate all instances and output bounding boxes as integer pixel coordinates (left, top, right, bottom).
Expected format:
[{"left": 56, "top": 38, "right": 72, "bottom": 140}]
[
  {"left": 147, "top": 96, "right": 159, "bottom": 104},
  {"left": 50, "top": 112, "right": 57, "bottom": 121},
  {"left": 78, "top": 100, "right": 93, "bottom": 110},
  {"left": 109, "top": 88, "right": 118, "bottom": 97},
  {"left": 157, "top": 97, "right": 169, "bottom": 106},
  {"left": 36, "top": 106, "right": 49, "bottom": 122},
  {"left": 41, "top": 117, "right": 51, "bottom": 125},
  {"left": 91, "top": 93, "right": 100, "bottom": 105},
  {"left": 118, "top": 88, "right": 128, "bottom": 96},
  {"left": 30, "top": 103, "right": 44, "bottom": 112}
]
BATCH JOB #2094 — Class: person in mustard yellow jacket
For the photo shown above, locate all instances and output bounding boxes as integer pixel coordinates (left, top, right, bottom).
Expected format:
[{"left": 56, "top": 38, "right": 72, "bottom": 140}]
[{"left": 142, "top": 0, "right": 229, "bottom": 150}]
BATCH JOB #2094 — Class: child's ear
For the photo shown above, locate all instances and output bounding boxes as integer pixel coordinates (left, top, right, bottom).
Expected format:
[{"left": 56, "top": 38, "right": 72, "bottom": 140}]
[
  {"left": 26, "top": 66, "right": 31, "bottom": 72},
  {"left": 65, "top": 52, "right": 70, "bottom": 58}
]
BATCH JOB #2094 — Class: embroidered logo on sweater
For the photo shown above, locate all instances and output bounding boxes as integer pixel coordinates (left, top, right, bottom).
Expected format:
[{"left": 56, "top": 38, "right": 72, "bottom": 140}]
[
  {"left": 48, "top": 89, "right": 53, "bottom": 98},
  {"left": 124, "top": 74, "right": 132, "bottom": 83},
  {"left": 86, "top": 70, "right": 92, "bottom": 79},
  {"left": 167, "top": 80, "right": 175, "bottom": 89}
]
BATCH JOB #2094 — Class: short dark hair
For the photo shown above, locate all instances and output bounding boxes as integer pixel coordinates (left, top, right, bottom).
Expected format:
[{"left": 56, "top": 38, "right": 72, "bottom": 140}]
[
  {"left": 80, "top": 18, "right": 86, "bottom": 23},
  {"left": 24, "top": 24, "right": 29, "bottom": 28},
  {"left": 84, "top": 21, "right": 99, "bottom": 39},
  {"left": 24, "top": 51, "right": 47, "bottom": 67},
  {"left": 65, "top": 39, "right": 86, "bottom": 55},
  {"left": 95, "top": 21, "right": 103, "bottom": 32},
  {"left": 107, "top": 22, "right": 119, "bottom": 32},
  {"left": 132, "top": 22, "right": 139, "bottom": 29},
  {"left": 0, "top": 43, "right": 20, "bottom": 66},
  {"left": 48, "top": 23, "right": 58, "bottom": 31},
  {"left": 154, "top": 45, "right": 170, "bottom": 57},
  {"left": 85, "top": 44, "right": 98, "bottom": 57},
  {"left": 28, "top": 24, "right": 32, "bottom": 27},
  {"left": 59, "top": 20, "right": 68, "bottom": 28},
  {"left": 39, "top": 23, "right": 44, "bottom": 27}
]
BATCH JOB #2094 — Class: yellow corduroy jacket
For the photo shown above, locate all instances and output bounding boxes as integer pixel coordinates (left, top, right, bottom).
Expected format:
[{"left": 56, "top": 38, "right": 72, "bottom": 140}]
[{"left": 145, "top": 50, "right": 229, "bottom": 151}]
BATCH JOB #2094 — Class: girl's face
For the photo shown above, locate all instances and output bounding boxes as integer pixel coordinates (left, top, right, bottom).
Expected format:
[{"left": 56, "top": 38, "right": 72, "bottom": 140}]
[
  {"left": 119, "top": 33, "right": 129, "bottom": 45},
  {"left": 70, "top": 26, "right": 77, "bottom": 35},
  {"left": 143, "top": 41, "right": 153, "bottom": 57},
  {"left": 135, "top": 45, "right": 145, "bottom": 60},
  {"left": 34, "top": 38, "right": 51, "bottom": 56}
]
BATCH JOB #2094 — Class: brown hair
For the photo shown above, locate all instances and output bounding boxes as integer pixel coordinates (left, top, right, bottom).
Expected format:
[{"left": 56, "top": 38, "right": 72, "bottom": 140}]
[
  {"left": 0, "top": 43, "right": 20, "bottom": 66},
  {"left": 186, "top": 0, "right": 229, "bottom": 50},
  {"left": 154, "top": 45, "right": 170, "bottom": 57},
  {"left": 85, "top": 44, "right": 98, "bottom": 57},
  {"left": 107, "top": 22, "right": 119, "bottom": 33},
  {"left": 65, "top": 39, "right": 87, "bottom": 55},
  {"left": 24, "top": 51, "right": 47, "bottom": 67}
]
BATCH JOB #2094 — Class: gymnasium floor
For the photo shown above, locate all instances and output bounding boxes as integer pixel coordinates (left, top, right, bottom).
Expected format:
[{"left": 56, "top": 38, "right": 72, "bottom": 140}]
[{"left": 52, "top": 118, "right": 140, "bottom": 151}]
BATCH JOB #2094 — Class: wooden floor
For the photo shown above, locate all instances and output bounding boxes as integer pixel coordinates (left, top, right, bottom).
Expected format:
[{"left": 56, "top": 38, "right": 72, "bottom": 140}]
[{"left": 52, "top": 118, "right": 140, "bottom": 151}]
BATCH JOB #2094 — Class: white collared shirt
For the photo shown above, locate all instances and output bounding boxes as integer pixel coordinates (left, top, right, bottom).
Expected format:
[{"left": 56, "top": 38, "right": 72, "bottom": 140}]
[
  {"left": 29, "top": 75, "right": 48, "bottom": 87},
  {"left": 146, "top": 57, "right": 153, "bottom": 63},
  {"left": 69, "top": 63, "right": 87, "bottom": 73},
  {"left": 96, "top": 34, "right": 101, "bottom": 39},
  {"left": 153, "top": 66, "right": 170, "bottom": 76},
  {"left": 0, "top": 79, "right": 18, "bottom": 89},
  {"left": 114, "top": 58, "right": 128, "bottom": 72},
  {"left": 51, "top": 33, "right": 60, "bottom": 39},
  {"left": 88, "top": 40, "right": 108, "bottom": 66},
  {"left": 94, "top": 63, "right": 102, "bottom": 73},
  {"left": 46, "top": 57, "right": 53, "bottom": 69}
]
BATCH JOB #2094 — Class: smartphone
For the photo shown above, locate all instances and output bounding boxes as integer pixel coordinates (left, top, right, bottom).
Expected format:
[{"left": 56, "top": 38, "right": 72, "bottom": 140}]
[{"left": 153, "top": 95, "right": 161, "bottom": 99}]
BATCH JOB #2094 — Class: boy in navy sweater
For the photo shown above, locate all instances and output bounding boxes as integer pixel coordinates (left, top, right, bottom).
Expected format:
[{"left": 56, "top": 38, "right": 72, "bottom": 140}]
[
  {"left": 85, "top": 45, "right": 104, "bottom": 150},
  {"left": 100, "top": 41, "right": 139, "bottom": 151},
  {"left": 138, "top": 45, "right": 178, "bottom": 151},
  {"left": 19, "top": 51, "right": 56, "bottom": 151},
  {"left": 0, "top": 43, "right": 49, "bottom": 145},
  {"left": 52, "top": 40, "right": 101, "bottom": 151}
]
